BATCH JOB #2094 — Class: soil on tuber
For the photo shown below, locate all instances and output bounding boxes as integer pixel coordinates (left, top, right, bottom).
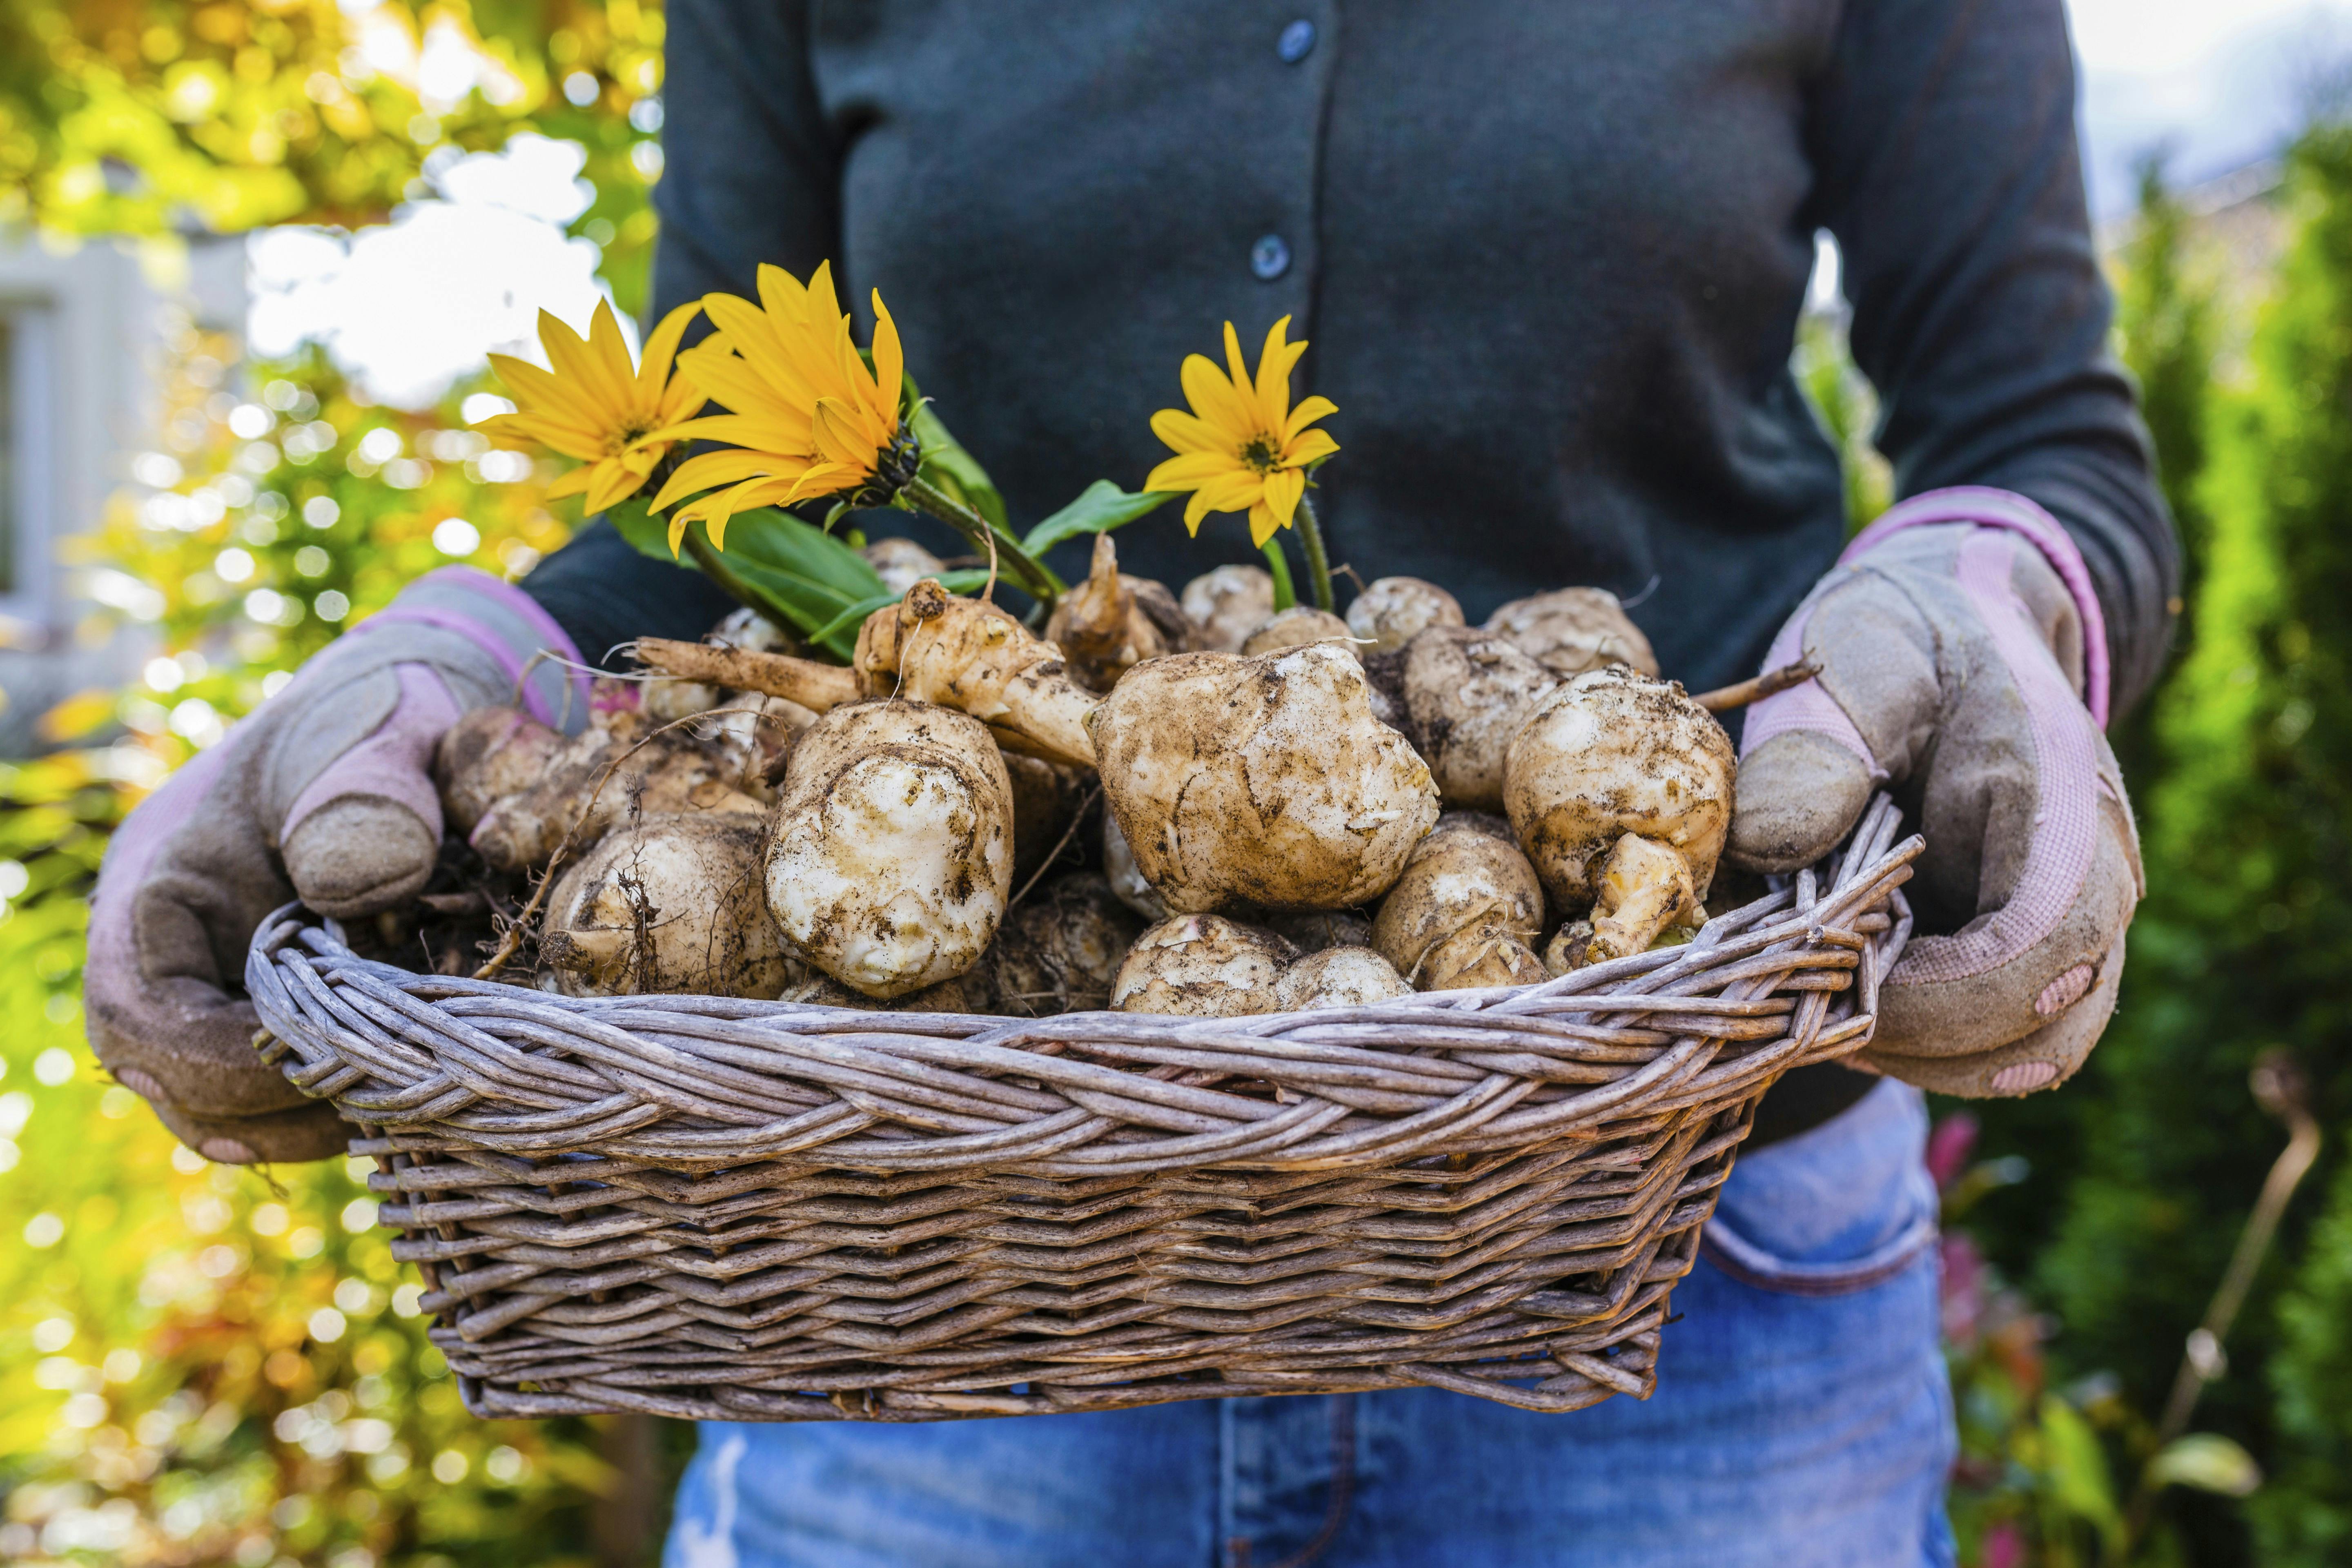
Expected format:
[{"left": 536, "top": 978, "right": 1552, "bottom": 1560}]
[
  {"left": 1043, "top": 535, "right": 1194, "bottom": 693},
  {"left": 1088, "top": 643, "right": 1440, "bottom": 914},
  {"left": 1345, "top": 576, "right": 1464, "bottom": 653},
  {"left": 1485, "top": 587, "right": 1659, "bottom": 679},
  {"left": 1180, "top": 564, "right": 1277, "bottom": 654},
  {"left": 1371, "top": 812, "right": 1548, "bottom": 990},
  {"left": 764, "top": 699, "right": 1014, "bottom": 999},
  {"left": 1503, "top": 664, "right": 1735, "bottom": 911},
  {"left": 540, "top": 813, "right": 802, "bottom": 998}
]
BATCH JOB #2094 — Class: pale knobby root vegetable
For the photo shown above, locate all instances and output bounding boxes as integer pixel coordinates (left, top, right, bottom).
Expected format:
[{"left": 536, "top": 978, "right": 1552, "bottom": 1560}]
[
  {"left": 435, "top": 707, "right": 566, "bottom": 837},
  {"left": 712, "top": 605, "right": 794, "bottom": 653},
  {"left": 699, "top": 690, "right": 815, "bottom": 785},
  {"left": 540, "top": 814, "right": 802, "bottom": 998},
  {"left": 975, "top": 873, "right": 1145, "bottom": 1017},
  {"left": 1089, "top": 643, "right": 1441, "bottom": 913},
  {"left": 442, "top": 704, "right": 769, "bottom": 873},
  {"left": 1372, "top": 813, "right": 1548, "bottom": 991},
  {"left": 1261, "top": 908, "right": 1373, "bottom": 953},
  {"left": 1503, "top": 664, "right": 1736, "bottom": 910},
  {"left": 1584, "top": 833, "right": 1702, "bottom": 964},
  {"left": 1101, "top": 812, "right": 1170, "bottom": 921},
  {"left": 855, "top": 583, "right": 1100, "bottom": 767},
  {"left": 1374, "top": 627, "right": 1561, "bottom": 812},
  {"left": 642, "top": 676, "right": 724, "bottom": 722},
  {"left": 635, "top": 579, "right": 1101, "bottom": 768},
  {"left": 1242, "top": 606, "right": 1358, "bottom": 660},
  {"left": 1543, "top": 922, "right": 1593, "bottom": 977},
  {"left": 1274, "top": 947, "right": 1412, "bottom": 1010},
  {"left": 1004, "top": 753, "right": 1093, "bottom": 885},
  {"left": 764, "top": 699, "right": 1013, "bottom": 998},
  {"left": 1485, "top": 587, "right": 1660, "bottom": 679},
  {"left": 1181, "top": 564, "right": 1277, "bottom": 654},
  {"left": 1111, "top": 915, "right": 1296, "bottom": 1017},
  {"left": 1044, "top": 535, "right": 1194, "bottom": 693},
  {"left": 864, "top": 537, "right": 947, "bottom": 597},
  {"left": 782, "top": 972, "right": 977, "bottom": 1013},
  {"left": 1345, "top": 576, "right": 1465, "bottom": 653}
]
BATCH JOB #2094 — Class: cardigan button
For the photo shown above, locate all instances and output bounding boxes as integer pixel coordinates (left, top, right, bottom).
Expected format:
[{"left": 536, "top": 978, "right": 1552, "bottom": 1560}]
[
  {"left": 1277, "top": 19, "right": 1316, "bottom": 63},
  {"left": 1250, "top": 234, "right": 1292, "bottom": 281}
]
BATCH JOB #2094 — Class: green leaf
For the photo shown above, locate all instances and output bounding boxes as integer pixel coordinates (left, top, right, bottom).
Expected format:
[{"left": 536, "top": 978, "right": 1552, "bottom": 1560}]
[
  {"left": 805, "top": 568, "right": 996, "bottom": 646},
  {"left": 1020, "top": 481, "right": 1174, "bottom": 557},
  {"left": 909, "top": 394, "right": 1008, "bottom": 534},
  {"left": 2147, "top": 1433, "right": 2263, "bottom": 1497},
  {"left": 2036, "top": 1394, "right": 2125, "bottom": 1552},
  {"left": 603, "top": 497, "right": 885, "bottom": 662},
  {"left": 606, "top": 496, "right": 678, "bottom": 562},
  {"left": 718, "top": 508, "right": 888, "bottom": 604}
]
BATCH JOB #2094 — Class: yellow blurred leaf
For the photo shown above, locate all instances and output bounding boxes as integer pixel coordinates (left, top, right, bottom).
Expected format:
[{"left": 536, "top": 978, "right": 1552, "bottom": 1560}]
[{"left": 36, "top": 689, "right": 117, "bottom": 744}]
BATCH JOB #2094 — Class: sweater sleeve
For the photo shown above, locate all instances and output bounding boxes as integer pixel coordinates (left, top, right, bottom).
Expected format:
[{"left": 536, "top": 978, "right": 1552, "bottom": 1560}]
[
  {"left": 520, "top": 0, "right": 843, "bottom": 653},
  {"left": 1806, "top": 0, "right": 2179, "bottom": 713}
]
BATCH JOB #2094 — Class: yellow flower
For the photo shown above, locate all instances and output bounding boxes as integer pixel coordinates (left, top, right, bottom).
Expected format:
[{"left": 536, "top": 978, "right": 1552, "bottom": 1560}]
[
  {"left": 1144, "top": 316, "right": 1338, "bottom": 548},
  {"left": 480, "top": 298, "right": 706, "bottom": 514},
  {"left": 646, "top": 261, "right": 911, "bottom": 552}
]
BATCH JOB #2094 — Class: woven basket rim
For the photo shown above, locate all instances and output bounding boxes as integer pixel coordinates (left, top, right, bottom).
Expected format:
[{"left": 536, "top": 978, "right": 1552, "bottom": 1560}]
[{"left": 249, "top": 797, "right": 1921, "bottom": 1178}]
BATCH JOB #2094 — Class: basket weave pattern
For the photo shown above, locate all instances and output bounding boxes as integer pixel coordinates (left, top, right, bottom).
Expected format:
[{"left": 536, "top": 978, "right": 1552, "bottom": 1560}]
[{"left": 249, "top": 800, "right": 1920, "bottom": 1423}]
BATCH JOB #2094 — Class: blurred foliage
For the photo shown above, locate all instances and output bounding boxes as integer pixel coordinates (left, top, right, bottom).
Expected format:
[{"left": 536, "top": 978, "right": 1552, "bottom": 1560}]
[
  {"left": 1794, "top": 303, "right": 1894, "bottom": 533},
  {"left": 1951, "top": 128, "right": 2352, "bottom": 1568},
  {"left": 11, "top": 9, "right": 2352, "bottom": 1562},
  {"left": 0, "top": 0, "right": 668, "bottom": 310},
  {"left": 0, "top": 288, "right": 709, "bottom": 1562}
]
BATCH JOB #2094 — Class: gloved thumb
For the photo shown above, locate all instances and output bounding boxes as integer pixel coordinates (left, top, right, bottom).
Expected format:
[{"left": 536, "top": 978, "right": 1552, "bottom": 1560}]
[
  {"left": 1728, "top": 566, "right": 1939, "bottom": 873},
  {"left": 275, "top": 664, "right": 458, "bottom": 918}
]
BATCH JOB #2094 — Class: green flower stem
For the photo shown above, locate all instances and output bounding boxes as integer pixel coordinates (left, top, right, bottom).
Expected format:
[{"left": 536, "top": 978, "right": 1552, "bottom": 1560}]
[
  {"left": 902, "top": 473, "right": 1066, "bottom": 605},
  {"left": 1261, "top": 537, "right": 1298, "bottom": 612},
  {"left": 1294, "top": 491, "right": 1335, "bottom": 612}
]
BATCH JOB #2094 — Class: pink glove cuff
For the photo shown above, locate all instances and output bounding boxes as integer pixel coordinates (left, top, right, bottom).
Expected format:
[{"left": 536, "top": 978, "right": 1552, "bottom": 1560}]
[
  {"left": 1842, "top": 487, "right": 2110, "bottom": 727},
  {"left": 348, "top": 567, "right": 589, "bottom": 732}
]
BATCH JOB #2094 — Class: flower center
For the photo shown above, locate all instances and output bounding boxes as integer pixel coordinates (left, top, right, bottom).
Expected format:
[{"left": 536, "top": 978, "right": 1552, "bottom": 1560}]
[
  {"left": 606, "top": 423, "right": 653, "bottom": 457},
  {"left": 1240, "top": 433, "right": 1283, "bottom": 474}
]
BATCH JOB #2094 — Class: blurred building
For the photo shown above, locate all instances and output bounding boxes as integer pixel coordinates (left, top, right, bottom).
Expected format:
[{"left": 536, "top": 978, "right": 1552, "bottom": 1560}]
[{"left": 0, "top": 234, "right": 245, "bottom": 757}]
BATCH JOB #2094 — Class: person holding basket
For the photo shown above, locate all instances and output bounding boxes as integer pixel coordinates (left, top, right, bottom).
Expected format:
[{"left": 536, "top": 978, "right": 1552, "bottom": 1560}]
[{"left": 87, "top": 3, "right": 2168, "bottom": 1564}]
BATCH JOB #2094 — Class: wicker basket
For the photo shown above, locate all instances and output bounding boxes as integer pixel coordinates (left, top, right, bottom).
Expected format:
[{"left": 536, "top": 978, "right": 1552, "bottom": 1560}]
[{"left": 247, "top": 798, "right": 1919, "bottom": 1423}]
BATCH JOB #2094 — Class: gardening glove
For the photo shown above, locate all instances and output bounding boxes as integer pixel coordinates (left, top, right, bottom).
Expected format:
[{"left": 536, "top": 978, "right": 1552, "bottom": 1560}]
[
  {"left": 86, "top": 568, "right": 587, "bottom": 1164},
  {"left": 1727, "top": 488, "right": 2144, "bottom": 1098}
]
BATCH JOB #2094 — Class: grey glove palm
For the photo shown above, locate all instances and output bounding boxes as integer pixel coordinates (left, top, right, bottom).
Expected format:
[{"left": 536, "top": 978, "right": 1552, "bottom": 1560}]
[
  {"left": 85, "top": 569, "right": 584, "bottom": 1163},
  {"left": 1729, "top": 490, "right": 2143, "bottom": 1098}
]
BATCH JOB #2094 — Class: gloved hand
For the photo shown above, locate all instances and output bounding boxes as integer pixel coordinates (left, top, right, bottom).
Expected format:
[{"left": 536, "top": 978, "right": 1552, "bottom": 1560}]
[
  {"left": 86, "top": 569, "right": 585, "bottom": 1163},
  {"left": 1728, "top": 488, "right": 2144, "bottom": 1098}
]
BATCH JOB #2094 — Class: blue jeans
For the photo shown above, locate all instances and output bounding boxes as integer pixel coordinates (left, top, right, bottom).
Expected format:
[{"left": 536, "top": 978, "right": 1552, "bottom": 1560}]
[{"left": 667, "top": 1080, "right": 1956, "bottom": 1568}]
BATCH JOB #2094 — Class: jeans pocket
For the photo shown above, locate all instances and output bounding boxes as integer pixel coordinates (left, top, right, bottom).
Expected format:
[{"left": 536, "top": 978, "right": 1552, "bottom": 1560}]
[{"left": 1701, "top": 1078, "right": 1942, "bottom": 1296}]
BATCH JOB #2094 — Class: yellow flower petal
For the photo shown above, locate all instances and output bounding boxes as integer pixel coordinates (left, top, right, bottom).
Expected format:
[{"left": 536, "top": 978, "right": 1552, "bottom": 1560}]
[
  {"left": 1282, "top": 428, "right": 1340, "bottom": 468},
  {"left": 637, "top": 300, "right": 705, "bottom": 403},
  {"left": 1253, "top": 317, "right": 1296, "bottom": 431},
  {"left": 870, "top": 291, "right": 904, "bottom": 430},
  {"left": 1195, "top": 468, "right": 1266, "bottom": 517},
  {"left": 1258, "top": 464, "right": 1305, "bottom": 530},
  {"left": 1182, "top": 487, "right": 1217, "bottom": 534},
  {"left": 651, "top": 448, "right": 798, "bottom": 511},
  {"left": 542, "top": 305, "right": 631, "bottom": 415},
  {"left": 1150, "top": 408, "right": 1232, "bottom": 458},
  {"left": 544, "top": 466, "right": 593, "bottom": 500},
  {"left": 584, "top": 458, "right": 648, "bottom": 513},
  {"left": 1222, "top": 322, "right": 1252, "bottom": 403},
  {"left": 1178, "top": 352, "right": 1250, "bottom": 433},
  {"left": 1284, "top": 395, "right": 1338, "bottom": 441},
  {"left": 811, "top": 398, "right": 878, "bottom": 472},
  {"left": 1248, "top": 501, "right": 1284, "bottom": 548},
  {"left": 1145, "top": 451, "right": 1242, "bottom": 493}
]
